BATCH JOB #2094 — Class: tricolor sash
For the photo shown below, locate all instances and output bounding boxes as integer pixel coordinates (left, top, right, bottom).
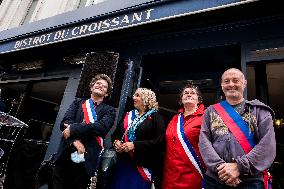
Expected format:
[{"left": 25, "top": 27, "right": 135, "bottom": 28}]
[
  {"left": 213, "top": 100, "right": 272, "bottom": 189},
  {"left": 82, "top": 98, "right": 104, "bottom": 149},
  {"left": 123, "top": 109, "right": 156, "bottom": 182},
  {"left": 177, "top": 113, "right": 205, "bottom": 188}
]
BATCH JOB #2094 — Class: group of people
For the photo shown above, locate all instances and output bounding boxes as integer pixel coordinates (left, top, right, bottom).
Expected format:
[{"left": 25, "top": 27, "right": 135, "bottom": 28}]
[{"left": 52, "top": 68, "right": 276, "bottom": 189}]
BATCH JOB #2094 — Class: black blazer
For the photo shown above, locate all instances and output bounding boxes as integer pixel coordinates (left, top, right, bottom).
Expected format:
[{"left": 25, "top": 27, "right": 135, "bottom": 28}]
[
  {"left": 55, "top": 98, "right": 116, "bottom": 176},
  {"left": 112, "top": 111, "right": 165, "bottom": 188}
]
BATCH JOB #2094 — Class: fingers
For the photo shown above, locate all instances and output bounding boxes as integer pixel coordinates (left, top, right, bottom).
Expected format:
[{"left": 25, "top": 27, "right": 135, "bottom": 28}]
[
  {"left": 122, "top": 142, "right": 134, "bottom": 152},
  {"left": 217, "top": 163, "right": 226, "bottom": 171},
  {"left": 114, "top": 140, "right": 124, "bottom": 153},
  {"left": 226, "top": 178, "right": 241, "bottom": 187},
  {"left": 218, "top": 163, "right": 233, "bottom": 182},
  {"left": 220, "top": 175, "right": 228, "bottom": 182},
  {"left": 73, "top": 140, "right": 85, "bottom": 154},
  {"left": 218, "top": 163, "right": 240, "bottom": 181},
  {"left": 114, "top": 142, "right": 134, "bottom": 153},
  {"left": 225, "top": 176, "right": 235, "bottom": 184},
  {"left": 217, "top": 163, "right": 242, "bottom": 187},
  {"left": 77, "top": 143, "right": 85, "bottom": 154},
  {"left": 62, "top": 126, "right": 70, "bottom": 139},
  {"left": 77, "top": 146, "right": 85, "bottom": 154},
  {"left": 114, "top": 140, "right": 122, "bottom": 148},
  {"left": 63, "top": 130, "right": 68, "bottom": 139},
  {"left": 235, "top": 178, "right": 242, "bottom": 185},
  {"left": 123, "top": 145, "right": 129, "bottom": 152},
  {"left": 218, "top": 168, "right": 228, "bottom": 181}
]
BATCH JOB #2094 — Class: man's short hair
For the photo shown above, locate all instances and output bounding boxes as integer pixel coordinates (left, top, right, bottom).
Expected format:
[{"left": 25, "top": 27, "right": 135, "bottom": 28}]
[
  {"left": 221, "top": 68, "right": 245, "bottom": 81},
  {"left": 89, "top": 74, "right": 113, "bottom": 94}
]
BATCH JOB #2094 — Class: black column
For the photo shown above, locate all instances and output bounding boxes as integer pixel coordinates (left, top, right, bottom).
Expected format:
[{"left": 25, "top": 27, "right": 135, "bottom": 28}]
[{"left": 254, "top": 63, "right": 269, "bottom": 104}]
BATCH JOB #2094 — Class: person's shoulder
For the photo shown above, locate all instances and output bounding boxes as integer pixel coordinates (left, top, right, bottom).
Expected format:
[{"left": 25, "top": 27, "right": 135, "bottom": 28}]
[
  {"left": 153, "top": 110, "right": 161, "bottom": 115},
  {"left": 153, "top": 110, "right": 166, "bottom": 117},
  {"left": 69, "top": 97, "right": 84, "bottom": 106},
  {"left": 204, "top": 104, "right": 215, "bottom": 113},
  {"left": 246, "top": 99, "right": 275, "bottom": 118},
  {"left": 74, "top": 97, "right": 84, "bottom": 102},
  {"left": 101, "top": 102, "right": 116, "bottom": 111}
]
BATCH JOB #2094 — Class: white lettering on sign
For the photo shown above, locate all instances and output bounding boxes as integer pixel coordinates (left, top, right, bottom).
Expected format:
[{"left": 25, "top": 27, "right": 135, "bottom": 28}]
[{"left": 13, "top": 8, "right": 155, "bottom": 50}]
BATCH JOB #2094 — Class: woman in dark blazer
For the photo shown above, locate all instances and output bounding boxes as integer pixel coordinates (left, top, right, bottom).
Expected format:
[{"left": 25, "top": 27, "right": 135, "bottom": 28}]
[{"left": 109, "top": 88, "right": 165, "bottom": 189}]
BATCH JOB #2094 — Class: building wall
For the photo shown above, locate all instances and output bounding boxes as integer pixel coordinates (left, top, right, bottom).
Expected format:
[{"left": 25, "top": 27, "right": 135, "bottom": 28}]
[{"left": 0, "top": 0, "right": 107, "bottom": 31}]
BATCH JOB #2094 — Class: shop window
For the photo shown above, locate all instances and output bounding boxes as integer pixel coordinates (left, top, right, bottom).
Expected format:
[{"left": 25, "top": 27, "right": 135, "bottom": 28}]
[
  {"left": 0, "top": 79, "right": 68, "bottom": 188},
  {"left": 247, "top": 62, "right": 284, "bottom": 185},
  {"left": 83, "top": 0, "right": 107, "bottom": 7},
  {"left": 247, "top": 62, "right": 284, "bottom": 134},
  {"left": 267, "top": 63, "right": 284, "bottom": 119},
  {"left": 90, "top": 0, "right": 107, "bottom": 5},
  {"left": 21, "top": 0, "right": 39, "bottom": 24},
  {"left": 78, "top": 0, "right": 89, "bottom": 8},
  {"left": 246, "top": 65, "right": 256, "bottom": 100}
]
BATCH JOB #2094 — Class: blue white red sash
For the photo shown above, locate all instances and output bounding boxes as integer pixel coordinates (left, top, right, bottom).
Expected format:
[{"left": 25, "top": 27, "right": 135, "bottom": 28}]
[
  {"left": 176, "top": 113, "right": 205, "bottom": 187},
  {"left": 123, "top": 109, "right": 154, "bottom": 182},
  {"left": 82, "top": 98, "right": 104, "bottom": 149},
  {"left": 213, "top": 100, "right": 272, "bottom": 189}
]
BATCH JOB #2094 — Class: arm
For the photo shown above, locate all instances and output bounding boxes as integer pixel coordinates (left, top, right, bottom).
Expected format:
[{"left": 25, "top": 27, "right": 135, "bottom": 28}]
[
  {"left": 112, "top": 118, "right": 126, "bottom": 153},
  {"left": 132, "top": 113, "right": 166, "bottom": 167},
  {"left": 60, "top": 98, "right": 81, "bottom": 131},
  {"left": 60, "top": 99, "right": 82, "bottom": 145},
  {"left": 111, "top": 118, "right": 125, "bottom": 143},
  {"left": 198, "top": 108, "right": 226, "bottom": 174},
  {"left": 235, "top": 109, "right": 276, "bottom": 175},
  {"left": 69, "top": 105, "right": 116, "bottom": 138}
]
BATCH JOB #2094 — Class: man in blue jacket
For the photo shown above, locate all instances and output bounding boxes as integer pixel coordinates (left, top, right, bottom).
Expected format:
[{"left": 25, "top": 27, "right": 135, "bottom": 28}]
[
  {"left": 199, "top": 68, "right": 276, "bottom": 189},
  {"left": 53, "top": 74, "right": 116, "bottom": 189}
]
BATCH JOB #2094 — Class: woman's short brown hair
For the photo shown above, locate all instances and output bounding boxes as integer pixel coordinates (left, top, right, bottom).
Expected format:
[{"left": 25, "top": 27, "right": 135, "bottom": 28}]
[{"left": 179, "top": 83, "right": 203, "bottom": 105}]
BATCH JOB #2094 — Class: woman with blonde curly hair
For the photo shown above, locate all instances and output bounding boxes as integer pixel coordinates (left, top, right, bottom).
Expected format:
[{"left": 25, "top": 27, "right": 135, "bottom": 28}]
[{"left": 109, "top": 88, "right": 165, "bottom": 189}]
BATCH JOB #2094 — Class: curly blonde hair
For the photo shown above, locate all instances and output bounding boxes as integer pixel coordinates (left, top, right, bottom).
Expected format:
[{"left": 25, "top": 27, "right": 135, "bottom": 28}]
[{"left": 134, "top": 88, "right": 159, "bottom": 110}]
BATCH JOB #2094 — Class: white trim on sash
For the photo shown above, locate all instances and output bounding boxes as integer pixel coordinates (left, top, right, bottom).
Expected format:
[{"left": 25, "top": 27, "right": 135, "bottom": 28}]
[
  {"left": 83, "top": 98, "right": 103, "bottom": 149},
  {"left": 127, "top": 110, "right": 136, "bottom": 128},
  {"left": 176, "top": 114, "right": 203, "bottom": 177},
  {"left": 86, "top": 99, "right": 95, "bottom": 123}
]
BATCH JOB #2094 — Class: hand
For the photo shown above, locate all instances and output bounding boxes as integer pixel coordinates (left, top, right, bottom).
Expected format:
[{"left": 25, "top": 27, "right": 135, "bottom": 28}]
[
  {"left": 114, "top": 140, "right": 124, "bottom": 153},
  {"left": 122, "top": 142, "right": 134, "bottom": 152},
  {"left": 73, "top": 140, "right": 85, "bottom": 154},
  {"left": 62, "top": 125, "right": 70, "bottom": 139},
  {"left": 226, "top": 177, "right": 242, "bottom": 187},
  {"left": 217, "top": 163, "right": 240, "bottom": 185}
]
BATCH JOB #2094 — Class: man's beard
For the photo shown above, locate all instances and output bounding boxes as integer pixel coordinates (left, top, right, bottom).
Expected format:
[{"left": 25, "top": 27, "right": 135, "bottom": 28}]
[
  {"left": 225, "top": 91, "right": 242, "bottom": 100},
  {"left": 92, "top": 91, "right": 104, "bottom": 98}
]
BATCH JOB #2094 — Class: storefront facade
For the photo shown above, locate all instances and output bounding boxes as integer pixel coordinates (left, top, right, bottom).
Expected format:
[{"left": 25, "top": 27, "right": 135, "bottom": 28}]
[{"left": 0, "top": 0, "right": 283, "bottom": 188}]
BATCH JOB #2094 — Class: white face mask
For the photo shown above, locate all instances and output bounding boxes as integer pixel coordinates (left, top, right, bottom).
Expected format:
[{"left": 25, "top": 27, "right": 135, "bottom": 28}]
[{"left": 70, "top": 151, "right": 85, "bottom": 163}]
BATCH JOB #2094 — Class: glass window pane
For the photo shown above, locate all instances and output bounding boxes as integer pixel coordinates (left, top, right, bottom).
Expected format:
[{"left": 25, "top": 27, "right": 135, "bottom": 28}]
[
  {"left": 22, "top": 0, "right": 39, "bottom": 24},
  {"left": 247, "top": 65, "right": 256, "bottom": 100},
  {"left": 78, "top": 0, "right": 89, "bottom": 8},
  {"left": 267, "top": 63, "right": 284, "bottom": 119}
]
